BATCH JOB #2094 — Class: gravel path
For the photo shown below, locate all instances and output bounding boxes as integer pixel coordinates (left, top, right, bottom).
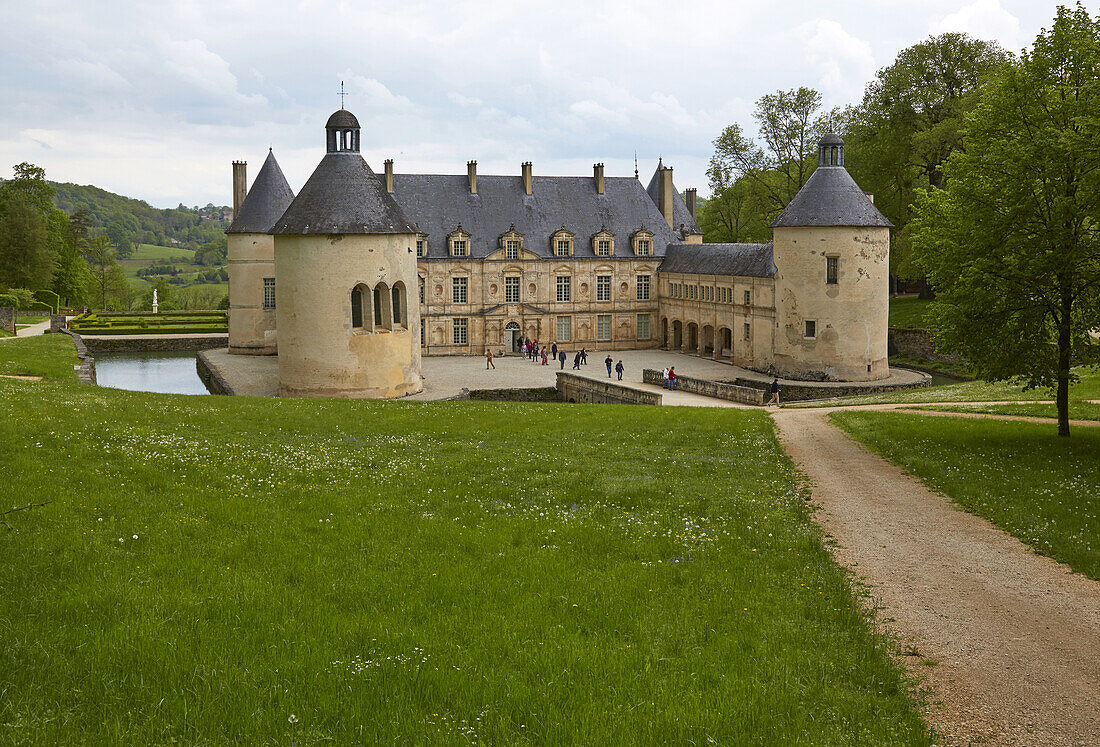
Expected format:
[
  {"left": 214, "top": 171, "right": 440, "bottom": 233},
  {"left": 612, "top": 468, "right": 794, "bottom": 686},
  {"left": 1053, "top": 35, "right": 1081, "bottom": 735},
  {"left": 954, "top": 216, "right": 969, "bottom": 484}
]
[{"left": 771, "top": 407, "right": 1100, "bottom": 746}]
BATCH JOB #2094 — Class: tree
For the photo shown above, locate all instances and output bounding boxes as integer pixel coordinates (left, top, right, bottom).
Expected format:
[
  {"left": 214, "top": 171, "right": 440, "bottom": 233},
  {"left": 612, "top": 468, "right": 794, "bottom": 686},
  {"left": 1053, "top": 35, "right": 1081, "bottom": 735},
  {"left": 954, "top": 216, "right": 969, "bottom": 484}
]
[
  {"left": 913, "top": 3, "right": 1100, "bottom": 437},
  {"left": 49, "top": 210, "right": 90, "bottom": 307},
  {"left": 105, "top": 219, "right": 133, "bottom": 259},
  {"left": 69, "top": 209, "right": 92, "bottom": 252},
  {"left": 846, "top": 33, "right": 1008, "bottom": 282},
  {"left": 0, "top": 192, "right": 53, "bottom": 289},
  {"left": 0, "top": 162, "right": 55, "bottom": 213},
  {"left": 85, "top": 236, "right": 127, "bottom": 310}
]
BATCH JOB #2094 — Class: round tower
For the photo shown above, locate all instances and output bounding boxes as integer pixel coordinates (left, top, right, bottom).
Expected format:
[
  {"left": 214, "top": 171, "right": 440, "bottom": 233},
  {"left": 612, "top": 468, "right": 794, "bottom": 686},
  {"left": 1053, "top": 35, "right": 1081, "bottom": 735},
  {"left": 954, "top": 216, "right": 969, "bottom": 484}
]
[
  {"left": 226, "top": 149, "right": 295, "bottom": 355},
  {"left": 270, "top": 109, "right": 422, "bottom": 398},
  {"left": 769, "top": 134, "right": 892, "bottom": 381}
]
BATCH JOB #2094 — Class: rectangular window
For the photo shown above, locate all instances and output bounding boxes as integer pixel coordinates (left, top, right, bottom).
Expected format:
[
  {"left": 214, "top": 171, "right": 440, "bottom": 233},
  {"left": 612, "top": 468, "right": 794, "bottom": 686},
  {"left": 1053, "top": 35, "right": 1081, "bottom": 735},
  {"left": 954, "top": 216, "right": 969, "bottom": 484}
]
[
  {"left": 452, "top": 240, "right": 467, "bottom": 257},
  {"left": 744, "top": 290, "right": 751, "bottom": 306},
  {"left": 826, "top": 256, "right": 838, "bottom": 285},
  {"left": 556, "top": 240, "right": 571, "bottom": 257},
  {"left": 743, "top": 322, "right": 751, "bottom": 341},
  {"left": 556, "top": 315, "right": 571, "bottom": 342},
  {"left": 556, "top": 275, "right": 571, "bottom": 302},
  {"left": 421, "top": 325, "right": 425, "bottom": 347},
  {"left": 419, "top": 280, "right": 424, "bottom": 304},
  {"left": 636, "top": 275, "right": 650, "bottom": 301},
  {"left": 505, "top": 276, "right": 520, "bottom": 303},
  {"left": 416, "top": 239, "right": 425, "bottom": 257},
  {"left": 452, "top": 277, "right": 468, "bottom": 304},
  {"left": 596, "top": 314, "right": 612, "bottom": 341},
  {"left": 637, "top": 313, "right": 651, "bottom": 340},
  {"left": 506, "top": 240, "right": 519, "bottom": 260},
  {"left": 596, "top": 275, "right": 611, "bottom": 301},
  {"left": 638, "top": 239, "right": 651, "bottom": 256},
  {"left": 597, "top": 239, "right": 611, "bottom": 257},
  {"left": 262, "top": 277, "right": 275, "bottom": 309},
  {"left": 805, "top": 320, "right": 817, "bottom": 339},
  {"left": 453, "top": 317, "right": 468, "bottom": 345}
]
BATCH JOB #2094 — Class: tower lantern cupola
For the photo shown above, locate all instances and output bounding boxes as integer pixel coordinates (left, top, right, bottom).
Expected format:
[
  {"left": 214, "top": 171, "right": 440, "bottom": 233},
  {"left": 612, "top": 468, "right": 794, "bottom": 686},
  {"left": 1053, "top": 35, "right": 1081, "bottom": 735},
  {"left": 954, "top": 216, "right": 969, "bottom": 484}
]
[
  {"left": 326, "top": 109, "right": 361, "bottom": 154},
  {"left": 818, "top": 132, "right": 844, "bottom": 167}
]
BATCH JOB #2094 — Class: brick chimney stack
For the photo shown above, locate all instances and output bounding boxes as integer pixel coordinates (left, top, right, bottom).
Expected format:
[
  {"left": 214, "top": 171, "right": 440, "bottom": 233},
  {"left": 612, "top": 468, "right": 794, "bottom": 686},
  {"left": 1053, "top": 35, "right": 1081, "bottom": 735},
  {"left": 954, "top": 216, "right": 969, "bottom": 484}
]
[
  {"left": 522, "top": 162, "right": 533, "bottom": 195},
  {"left": 384, "top": 159, "right": 394, "bottom": 194},
  {"left": 232, "top": 161, "right": 247, "bottom": 216},
  {"left": 467, "top": 160, "right": 477, "bottom": 194},
  {"left": 593, "top": 163, "right": 605, "bottom": 194}
]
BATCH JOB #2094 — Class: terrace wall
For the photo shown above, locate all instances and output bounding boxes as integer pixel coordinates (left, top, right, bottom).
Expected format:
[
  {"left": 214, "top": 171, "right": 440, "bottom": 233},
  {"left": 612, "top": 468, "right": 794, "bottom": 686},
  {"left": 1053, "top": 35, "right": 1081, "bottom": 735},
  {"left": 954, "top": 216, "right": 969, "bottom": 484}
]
[
  {"left": 0, "top": 307, "right": 14, "bottom": 335},
  {"left": 556, "top": 372, "right": 662, "bottom": 405},
  {"left": 642, "top": 369, "right": 765, "bottom": 405}
]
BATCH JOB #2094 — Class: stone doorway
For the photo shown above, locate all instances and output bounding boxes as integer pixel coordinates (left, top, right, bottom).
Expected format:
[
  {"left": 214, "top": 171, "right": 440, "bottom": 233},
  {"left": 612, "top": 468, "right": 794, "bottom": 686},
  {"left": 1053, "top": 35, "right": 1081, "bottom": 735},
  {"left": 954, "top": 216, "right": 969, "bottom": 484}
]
[{"left": 505, "top": 321, "right": 521, "bottom": 352}]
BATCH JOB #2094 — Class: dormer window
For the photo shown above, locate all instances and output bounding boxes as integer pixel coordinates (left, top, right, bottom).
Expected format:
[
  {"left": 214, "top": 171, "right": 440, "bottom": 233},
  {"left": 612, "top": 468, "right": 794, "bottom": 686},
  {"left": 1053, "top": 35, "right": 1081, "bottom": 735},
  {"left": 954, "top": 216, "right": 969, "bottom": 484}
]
[
  {"left": 631, "top": 227, "right": 655, "bottom": 257},
  {"left": 551, "top": 227, "right": 575, "bottom": 257},
  {"left": 416, "top": 234, "right": 427, "bottom": 257},
  {"left": 591, "top": 227, "right": 614, "bottom": 257},
  {"left": 448, "top": 225, "right": 470, "bottom": 257},
  {"left": 499, "top": 225, "right": 524, "bottom": 260}
]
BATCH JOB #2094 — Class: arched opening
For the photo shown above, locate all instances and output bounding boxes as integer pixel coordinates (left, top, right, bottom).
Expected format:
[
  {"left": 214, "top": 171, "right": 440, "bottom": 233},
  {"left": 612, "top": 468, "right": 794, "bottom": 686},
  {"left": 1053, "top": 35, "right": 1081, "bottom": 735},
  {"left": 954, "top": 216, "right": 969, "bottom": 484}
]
[
  {"left": 391, "top": 282, "right": 406, "bottom": 328},
  {"left": 661, "top": 317, "right": 669, "bottom": 348},
  {"left": 351, "top": 283, "right": 370, "bottom": 331},
  {"left": 373, "top": 281, "right": 391, "bottom": 330},
  {"left": 720, "top": 327, "right": 732, "bottom": 358},
  {"left": 671, "top": 320, "right": 683, "bottom": 350},
  {"left": 701, "top": 325, "right": 714, "bottom": 356},
  {"left": 686, "top": 322, "right": 698, "bottom": 353},
  {"left": 505, "top": 321, "right": 521, "bottom": 352}
]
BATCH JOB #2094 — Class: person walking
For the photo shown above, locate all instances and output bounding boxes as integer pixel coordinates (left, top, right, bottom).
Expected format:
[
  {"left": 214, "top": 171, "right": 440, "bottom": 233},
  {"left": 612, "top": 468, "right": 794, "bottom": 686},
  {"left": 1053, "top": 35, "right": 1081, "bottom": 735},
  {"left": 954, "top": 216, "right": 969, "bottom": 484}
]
[
  {"left": 605, "top": 354, "right": 614, "bottom": 378},
  {"left": 767, "top": 377, "right": 780, "bottom": 406},
  {"left": 580, "top": 348, "right": 588, "bottom": 365},
  {"left": 541, "top": 347, "right": 548, "bottom": 365},
  {"left": 558, "top": 350, "right": 567, "bottom": 370},
  {"left": 485, "top": 349, "right": 495, "bottom": 370},
  {"left": 668, "top": 367, "right": 676, "bottom": 390},
  {"left": 551, "top": 343, "right": 558, "bottom": 361},
  {"left": 661, "top": 367, "right": 669, "bottom": 388},
  {"left": 572, "top": 352, "right": 581, "bottom": 370},
  {"left": 615, "top": 360, "right": 624, "bottom": 381}
]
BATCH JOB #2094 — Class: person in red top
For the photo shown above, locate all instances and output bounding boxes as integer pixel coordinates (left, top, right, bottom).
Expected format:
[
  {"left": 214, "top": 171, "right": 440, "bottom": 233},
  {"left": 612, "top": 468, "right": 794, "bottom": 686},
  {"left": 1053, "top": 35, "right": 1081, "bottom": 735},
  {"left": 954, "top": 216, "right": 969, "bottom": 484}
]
[{"left": 668, "top": 367, "right": 677, "bottom": 390}]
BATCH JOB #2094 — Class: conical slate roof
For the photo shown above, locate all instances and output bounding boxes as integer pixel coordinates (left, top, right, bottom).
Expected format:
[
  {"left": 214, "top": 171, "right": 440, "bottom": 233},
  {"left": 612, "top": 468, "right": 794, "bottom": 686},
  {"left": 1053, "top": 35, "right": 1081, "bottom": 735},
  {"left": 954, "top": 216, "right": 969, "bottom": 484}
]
[
  {"left": 770, "top": 166, "right": 892, "bottom": 228},
  {"left": 644, "top": 162, "right": 701, "bottom": 234},
  {"left": 272, "top": 153, "right": 417, "bottom": 235},
  {"left": 226, "top": 149, "right": 295, "bottom": 234}
]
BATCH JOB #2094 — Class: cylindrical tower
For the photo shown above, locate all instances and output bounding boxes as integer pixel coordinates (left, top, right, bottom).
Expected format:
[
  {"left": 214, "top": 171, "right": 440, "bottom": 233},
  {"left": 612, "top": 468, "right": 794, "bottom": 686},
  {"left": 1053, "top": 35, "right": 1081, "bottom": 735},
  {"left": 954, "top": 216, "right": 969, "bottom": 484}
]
[
  {"left": 769, "top": 134, "right": 892, "bottom": 381},
  {"left": 271, "top": 108, "right": 422, "bottom": 398},
  {"left": 226, "top": 149, "right": 295, "bottom": 355}
]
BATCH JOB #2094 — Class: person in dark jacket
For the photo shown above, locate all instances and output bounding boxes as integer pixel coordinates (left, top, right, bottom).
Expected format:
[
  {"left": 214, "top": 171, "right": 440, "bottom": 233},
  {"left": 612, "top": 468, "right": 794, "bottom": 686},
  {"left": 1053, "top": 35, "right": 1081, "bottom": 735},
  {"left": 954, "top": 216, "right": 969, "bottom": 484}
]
[
  {"left": 558, "top": 350, "right": 567, "bottom": 369},
  {"left": 614, "top": 360, "right": 624, "bottom": 381},
  {"left": 551, "top": 343, "right": 558, "bottom": 361},
  {"left": 605, "top": 355, "right": 614, "bottom": 378},
  {"left": 572, "top": 352, "right": 581, "bottom": 370},
  {"left": 767, "top": 377, "right": 780, "bottom": 406}
]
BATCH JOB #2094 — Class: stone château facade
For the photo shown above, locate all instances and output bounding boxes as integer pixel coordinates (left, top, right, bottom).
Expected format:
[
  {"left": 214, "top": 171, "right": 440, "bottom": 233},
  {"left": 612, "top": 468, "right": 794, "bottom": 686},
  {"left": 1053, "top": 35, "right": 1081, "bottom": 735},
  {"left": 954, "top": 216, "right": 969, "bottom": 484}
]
[{"left": 226, "top": 107, "right": 892, "bottom": 397}]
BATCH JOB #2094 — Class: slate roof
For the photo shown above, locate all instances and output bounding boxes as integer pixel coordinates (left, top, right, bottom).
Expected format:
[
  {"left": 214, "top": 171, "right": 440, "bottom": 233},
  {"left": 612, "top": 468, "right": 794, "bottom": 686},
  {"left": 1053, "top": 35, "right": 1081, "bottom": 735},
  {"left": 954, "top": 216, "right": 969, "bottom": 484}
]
[
  {"left": 658, "top": 243, "right": 776, "bottom": 278},
  {"left": 326, "top": 109, "right": 360, "bottom": 129},
  {"left": 272, "top": 153, "right": 417, "bottom": 235},
  {"left": 226, "top": 149, "right": 295, "bottom": 234},
  {"left": 645, "top": 163, "right": 702, "bottom": 234},
  {"left": 770, "top": 165, "right": 892, "bottom": 228},
  {"left": 389, "top": 173, "right": 681, "bottom": 259}
]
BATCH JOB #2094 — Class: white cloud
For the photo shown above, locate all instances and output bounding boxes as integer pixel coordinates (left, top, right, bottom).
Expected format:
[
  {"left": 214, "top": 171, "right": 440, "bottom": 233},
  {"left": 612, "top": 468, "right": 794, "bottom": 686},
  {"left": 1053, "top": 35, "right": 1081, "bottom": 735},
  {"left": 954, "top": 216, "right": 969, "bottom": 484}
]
[
  {"left": 932, "top": 0, "right": 1024, "bottom": 51},
  {"left": 447, "top": 93, "right": 482, "bottom": 108},
  {"left": 53, "top": 59, "right": 131, "bottom": 91},
  {"left": 161, "top": 37, "right": 266, "bottom": 105},
  {"left": 342, "top": 73, "right": 412, "bottom": 110},
  {"left": 797, "top": 19, "right": 878, "bottom": 105}
]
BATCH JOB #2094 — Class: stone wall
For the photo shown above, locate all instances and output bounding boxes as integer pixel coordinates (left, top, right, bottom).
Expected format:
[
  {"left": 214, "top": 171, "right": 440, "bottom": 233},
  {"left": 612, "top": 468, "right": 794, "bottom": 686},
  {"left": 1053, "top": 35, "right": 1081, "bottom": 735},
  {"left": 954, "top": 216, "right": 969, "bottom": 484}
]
[
  {"left": 79, "top": 335, "right": 228, "bottom": 354},
  {"left": 50, "top": 315, "right": 67, "bottom": 333},
  {"left": 642, "top": 368, "right": 765, "bottom": 405},
  {"left": 0, "top": 307, "right": 14, "bottom": 335},
  {"left": 196, "top": 351, "right": 232, "bottom": 395},
  {"left": 556, "top": 372, "right": 662, "bottom": 405},
  {"left": 888, "top": 327, "right": 964, "bottom": 364},
  {"left": 725, "top": 372, "right": 931, "bottom": 403},
  {"left": 60, "top": 330, "right": 96, "bottom": 385}
]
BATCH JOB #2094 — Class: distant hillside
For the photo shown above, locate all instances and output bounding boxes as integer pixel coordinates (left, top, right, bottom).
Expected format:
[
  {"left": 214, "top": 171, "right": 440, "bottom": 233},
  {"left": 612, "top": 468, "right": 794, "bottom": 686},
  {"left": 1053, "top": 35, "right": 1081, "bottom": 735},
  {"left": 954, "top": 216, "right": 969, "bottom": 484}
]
[{"left": 50, "top": 181, "right": 231, "bottom": 250}]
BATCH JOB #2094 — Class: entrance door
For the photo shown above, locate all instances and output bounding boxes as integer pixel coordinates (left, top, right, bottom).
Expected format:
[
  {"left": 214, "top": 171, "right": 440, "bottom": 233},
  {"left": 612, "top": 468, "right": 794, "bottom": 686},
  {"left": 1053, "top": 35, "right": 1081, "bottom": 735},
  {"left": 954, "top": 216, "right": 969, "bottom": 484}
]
[{"left": 505, "top": 321, "right": 521, "bottom": 352}]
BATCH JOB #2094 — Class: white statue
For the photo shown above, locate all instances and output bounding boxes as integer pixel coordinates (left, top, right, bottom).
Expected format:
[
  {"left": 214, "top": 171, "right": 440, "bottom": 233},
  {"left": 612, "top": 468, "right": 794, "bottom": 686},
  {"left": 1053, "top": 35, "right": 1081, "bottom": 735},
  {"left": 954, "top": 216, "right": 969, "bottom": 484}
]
[{"left": 152, "top": 289, "right": 159, "bottom": 314}]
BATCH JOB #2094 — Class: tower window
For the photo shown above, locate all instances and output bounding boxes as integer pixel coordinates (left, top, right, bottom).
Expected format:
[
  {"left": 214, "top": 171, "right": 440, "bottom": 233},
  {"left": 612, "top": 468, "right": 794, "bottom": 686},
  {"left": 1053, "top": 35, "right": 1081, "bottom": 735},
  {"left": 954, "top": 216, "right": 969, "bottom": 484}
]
[
  {"left": 826, "top": 256, "right": 839, "bottom": 285},
  {"left": 804, "top": 320, "right": 817, "bottom": 339},
  {"left": 263, "top": 278, "right": 275, "bottom": 309},
  {"left": 351, "top": 285, "right": 365, "bottom": 329},
  {"left": 416, "top": 239, "right": 425, "bottom": 257}
]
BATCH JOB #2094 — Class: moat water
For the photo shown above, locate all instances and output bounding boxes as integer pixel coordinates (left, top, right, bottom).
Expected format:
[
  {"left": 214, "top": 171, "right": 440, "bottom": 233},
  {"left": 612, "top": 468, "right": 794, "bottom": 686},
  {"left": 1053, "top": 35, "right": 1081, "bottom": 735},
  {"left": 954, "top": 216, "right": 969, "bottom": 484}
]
[{"left": 95, "top": 352, "right": 211, "bottom": 395}]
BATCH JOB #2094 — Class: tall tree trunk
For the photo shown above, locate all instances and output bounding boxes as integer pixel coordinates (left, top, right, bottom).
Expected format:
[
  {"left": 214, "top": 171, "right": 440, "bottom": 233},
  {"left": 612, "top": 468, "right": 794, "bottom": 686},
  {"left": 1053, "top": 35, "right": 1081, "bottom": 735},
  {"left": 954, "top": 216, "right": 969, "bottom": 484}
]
[{"left": 1056, "top": 290, "right": 1072, "bottom": 437}]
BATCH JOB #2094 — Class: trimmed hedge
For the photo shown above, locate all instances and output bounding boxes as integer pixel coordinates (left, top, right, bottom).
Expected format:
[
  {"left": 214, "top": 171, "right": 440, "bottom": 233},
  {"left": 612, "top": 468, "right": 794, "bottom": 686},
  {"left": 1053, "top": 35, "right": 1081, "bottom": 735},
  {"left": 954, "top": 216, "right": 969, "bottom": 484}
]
[{"left": 69, "top": 311, "right": 228, "bottom": 335}]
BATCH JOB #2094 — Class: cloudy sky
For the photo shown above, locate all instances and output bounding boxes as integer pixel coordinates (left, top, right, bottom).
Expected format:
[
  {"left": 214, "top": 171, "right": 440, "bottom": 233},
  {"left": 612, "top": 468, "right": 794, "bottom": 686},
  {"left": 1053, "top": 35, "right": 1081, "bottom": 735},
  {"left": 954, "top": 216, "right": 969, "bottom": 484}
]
[{"left": 0, "top": 0, "right": 1068, "bottom": 208}]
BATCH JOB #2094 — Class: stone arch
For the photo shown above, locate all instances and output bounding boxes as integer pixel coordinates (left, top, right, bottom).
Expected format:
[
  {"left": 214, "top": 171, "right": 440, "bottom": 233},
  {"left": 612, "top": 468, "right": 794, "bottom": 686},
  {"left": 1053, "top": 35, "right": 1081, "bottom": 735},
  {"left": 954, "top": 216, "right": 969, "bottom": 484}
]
[
  {"left": 701, "top": 324, "right": 714, "bottom": 356},
  {"left": 719, "top": 326, "right": 732, "bottom": 358},
  {"left": 686, "top": 322, "right": 698, "bottom": 353},
  {"left": 351, "top": 283, "right": 370, "bottom": 331},
  {"left": 391, "top": 281, "right": 407, "bottom": 328},
  {"left": 661, "top": 317, "right": 669, "bottom": 348},
  {"left": 373, "top": 281, "right": 391, "bottom": 330},
  {"left": 671, "top": 320, "right": 683, "bottom": 350}
]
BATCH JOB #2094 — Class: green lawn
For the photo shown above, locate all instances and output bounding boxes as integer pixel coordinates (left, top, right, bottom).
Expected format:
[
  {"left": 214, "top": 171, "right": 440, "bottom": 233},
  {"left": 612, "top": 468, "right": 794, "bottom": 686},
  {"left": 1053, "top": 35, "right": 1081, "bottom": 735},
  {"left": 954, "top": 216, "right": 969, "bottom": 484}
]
[
  {"left": 888, "top": 297, "right": 932, "bottom": 330},
  {"left": 913, "top": 402, "right": 1100, "bottom": 422},
  {"left": 130, "top": 243, "right": 194, "bottom": 261},
  {"left": 0, "top": 336, "right": 930, "bottom": 745},
  {"left": 832, "top": 411, "right": 1100, "bottom": 581}
]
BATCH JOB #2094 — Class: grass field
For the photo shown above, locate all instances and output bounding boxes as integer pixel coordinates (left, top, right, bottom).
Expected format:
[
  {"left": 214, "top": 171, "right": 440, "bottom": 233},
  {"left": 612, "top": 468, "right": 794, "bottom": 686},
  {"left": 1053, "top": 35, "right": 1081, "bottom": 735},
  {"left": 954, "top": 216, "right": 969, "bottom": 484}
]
[
  {"left": 0, "top": 336, "right": 931, "bottom": 744},
  {"left": 120, "top": 244, "right": 227, "bottom": 293},
  {"left": 888, "top": 297, "right": 932, "bottom": 330},
  {"left": 129, "top": 243, "right": 195, "bottom": 262},
  {"left": 832, "top": 411, "right": 1100, "bottom": 581},
  {"left": 913, "top": 402, "right": 1100, "bottom": 422}
]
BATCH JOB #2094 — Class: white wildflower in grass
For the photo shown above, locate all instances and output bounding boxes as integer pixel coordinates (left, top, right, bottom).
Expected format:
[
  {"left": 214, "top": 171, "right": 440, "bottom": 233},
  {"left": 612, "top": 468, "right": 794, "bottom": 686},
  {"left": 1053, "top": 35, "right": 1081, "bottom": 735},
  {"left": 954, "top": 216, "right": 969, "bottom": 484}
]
[
  {"left": 132, "top": 534, "right": 138, "bottom": 539},
  {"left": 288, "top": 714, "right": 298, "bottom": 724},
  {"left": 118, "top": 538, "right": 124, "bottom": 543}
]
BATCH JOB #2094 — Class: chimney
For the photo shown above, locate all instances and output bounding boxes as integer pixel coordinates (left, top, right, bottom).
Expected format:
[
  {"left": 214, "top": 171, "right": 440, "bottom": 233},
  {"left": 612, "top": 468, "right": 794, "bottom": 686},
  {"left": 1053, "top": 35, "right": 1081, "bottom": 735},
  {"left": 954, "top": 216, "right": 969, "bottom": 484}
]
[
  {"left": 522, "top": 161, "right": 532, "bottom": 196},
  {"left": 467, "top": 160, "right": 477, "bottom": 194},
  {"left": 232, "top": 161, "right": 247, "bottom": 216},
  {"left": 658, "top": 165, "right": 675, "bottom": 228},
  {"left": 384, "top": 159, "right": 394, "bottom": 194},
  {"left": 685, "top": 188, "right": 697, "bottom": 219},
  {"left": 593, "top": 163, "right": 604, "bottom": 194}
]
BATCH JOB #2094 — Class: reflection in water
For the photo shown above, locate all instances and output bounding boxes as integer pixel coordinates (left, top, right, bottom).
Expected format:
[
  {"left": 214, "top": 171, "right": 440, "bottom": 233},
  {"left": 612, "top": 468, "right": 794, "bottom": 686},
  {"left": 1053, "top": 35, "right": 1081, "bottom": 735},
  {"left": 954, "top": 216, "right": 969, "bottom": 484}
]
[{"left": 95, "top": 352, "right": 210, "bottom": 395}]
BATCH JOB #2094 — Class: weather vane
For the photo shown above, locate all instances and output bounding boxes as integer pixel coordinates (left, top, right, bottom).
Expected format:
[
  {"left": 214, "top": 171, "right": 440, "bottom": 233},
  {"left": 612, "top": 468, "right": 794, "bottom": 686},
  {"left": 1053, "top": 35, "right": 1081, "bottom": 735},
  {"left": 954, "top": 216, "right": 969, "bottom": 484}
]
[{"left": 338, "top": 80, "right": 347, "bottom": 109}]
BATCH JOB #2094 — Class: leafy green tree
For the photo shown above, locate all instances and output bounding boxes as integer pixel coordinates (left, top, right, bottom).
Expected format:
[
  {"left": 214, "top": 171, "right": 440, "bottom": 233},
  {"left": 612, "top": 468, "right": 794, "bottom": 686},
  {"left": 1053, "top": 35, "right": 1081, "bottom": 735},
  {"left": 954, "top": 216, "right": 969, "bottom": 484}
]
[
  {"left": 0, "top": 162, "right": 55, "bottom": 212},
  {"left": 69, "top": 208, "right": 92, "bottom": 252},
  {"left": 105, "top": 219, "right": 133, "bottom": 259},
  {"left": 0, "top": 192, "right": 53, "bottom": 289},
  {"left": 913, "top": 3, "right": 1100, "bottom": 437},
  {"left": 85, "top": 236, "right": 127, "bottom": 310},
  {"left": 846, "top": 33, "right": 1008, "bottom": 282},
  {"left": 50, "top": 212, "right": 90, "bottom": 307}
]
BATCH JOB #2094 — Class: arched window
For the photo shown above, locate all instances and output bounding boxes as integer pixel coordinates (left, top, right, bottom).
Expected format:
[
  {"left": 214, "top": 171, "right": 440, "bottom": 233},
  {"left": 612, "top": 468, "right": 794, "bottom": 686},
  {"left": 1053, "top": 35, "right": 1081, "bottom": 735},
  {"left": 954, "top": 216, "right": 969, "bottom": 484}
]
[
  {"left": 351, "top": 284, "right": 369, "bottom": 330},
  {"left": 391, "top": 282, "right": 406, "bottom": 328},
  {"left": 373, "top": 282, "right": 391, "bottom": 330}
]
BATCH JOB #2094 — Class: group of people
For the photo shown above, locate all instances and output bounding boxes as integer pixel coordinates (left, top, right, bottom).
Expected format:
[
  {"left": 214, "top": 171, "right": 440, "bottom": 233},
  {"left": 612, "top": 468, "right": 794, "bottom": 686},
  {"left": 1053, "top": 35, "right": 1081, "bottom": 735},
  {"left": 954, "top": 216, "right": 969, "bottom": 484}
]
[
  {"left": 512, "top": 338, "right": 598, "bottom": 372},
  {"left": 659, "top": 366, "right": 678, "bottom": 390}
]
